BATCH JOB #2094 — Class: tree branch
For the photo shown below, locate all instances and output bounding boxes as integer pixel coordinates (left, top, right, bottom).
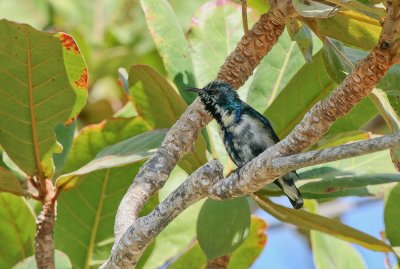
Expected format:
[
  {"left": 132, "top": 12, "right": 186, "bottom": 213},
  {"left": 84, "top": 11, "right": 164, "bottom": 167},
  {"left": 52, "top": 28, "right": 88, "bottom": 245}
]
[
  {"left": 210, "top": 133, "right": 400, "bottom": 198},
  {"left": 102, "top": 160, "right": 223, "bottom": 268},
  {"left": 103, "top": 132, "right": 400, "bottom": 268},
  {"left": 112, "top": 2, "right": 293, "bottom": 250}
]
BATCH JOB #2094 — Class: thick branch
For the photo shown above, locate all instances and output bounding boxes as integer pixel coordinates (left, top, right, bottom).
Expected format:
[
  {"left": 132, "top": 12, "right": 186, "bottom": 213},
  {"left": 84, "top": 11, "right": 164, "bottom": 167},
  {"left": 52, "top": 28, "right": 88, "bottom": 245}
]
[
  {"left": 210, "top": 133, "right": 400, "bottom": 198},
  {"left": 113, "top": 3, "right": 291, "bottom": 249},
  {"left": 35, "top": 179, "right": 56, "bottom": 269},
  {"left": 104, "top": 133, "right": 400, "bottom": 268},
  {"left": 103, "top": 161, "right": 223, "bottom": 268}
]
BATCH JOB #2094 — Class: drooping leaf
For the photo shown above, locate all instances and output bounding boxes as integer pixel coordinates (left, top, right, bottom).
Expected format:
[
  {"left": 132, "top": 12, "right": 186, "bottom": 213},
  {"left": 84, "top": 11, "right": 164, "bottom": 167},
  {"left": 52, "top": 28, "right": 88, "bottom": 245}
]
[
  {"left": 128, "top": 64, "right": 208, "bottom": 173},
  {"left": 265, "top": 50, "right": 377, "bottom": 138},
  {"left": 197, "top": 198, "right": 251, "bottom": 260},
  {"left": 293, "top": 0, "right": 338, "bottom": 18},
  {"left": 312, "top": 232, "right": 367, "bottom": 269},
  {"left": 384, "top": 183, "right": 400, "bottom": 249},
  {"left": 308, "top": 200, "right": 367, "bottom": 269},
  {"left": 287, "top": 20, "right": 314, "bottom": 63},
  {"left": 0, "top": 193, "right": 35, "bottom": 268},
  {"left": 12, "top": 250, "right": 72, "bottom": 269},
  {"left": 254, "top": 195, "right": 391, "bottom": 252},
  {"left": 140, "top": 0, "right": 197, "bottom": 103},
  {"left": 169, "top": 216, "right": 268, "bottom": 269},
  {"left": 0, "top": 167, "right": 24, "bottom": 196},
  {"left": 56, "top": 130, "right": 165, "bottom": 191},
  {"left": 0, "top": 20, "right": 87, "bottom": 179}
]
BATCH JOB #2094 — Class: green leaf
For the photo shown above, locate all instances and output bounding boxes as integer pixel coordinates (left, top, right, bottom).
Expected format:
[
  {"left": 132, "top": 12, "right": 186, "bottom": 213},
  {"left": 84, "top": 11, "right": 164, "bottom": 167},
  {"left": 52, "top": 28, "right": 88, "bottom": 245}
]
[
  {"left": 55, "top": 164, "right": 157, "bottom": 269},
  {"left": 312, "top": 232, "right": 367, "bottom": 269},
  {"left": 228, "top": 217, "right": 268, "bottom": 269},
  {"left": 0, "top": 193, "right": 35, "bottom": 268},
  {"left": 0, "top": 20, "right": 87, "bottom": 179},
  {"left": 128, "top": 64, "right": 208, "bottom": 173},
  {"left": 140, "top": 0, "right": 197, "bottom": 103},
  {"left": 265, "top": 50, "right": 377, "bottom": 138},
  {"left": 186, "top": 1, "right": 255, "bottom": 89},
  {"left": 384, "top": 183, "right": 400, "bottom": 248},
  {"left": 56, "top": 130, "right": 165, "bottom": 191},
  {"left": 0, "top": 166, "right": 24, "bottom": 195},
  {"left": 12, "top": 250, "right": 72, "bottom": 269},
  {"left": 314, "top": 10, "right": 381, "bottom": 50},
  {"left": 197, "top": 198, "right": 251, "bottom": 260},
  {"left": 170, "top": 216, "right": 268, "bottom": 269},
  {"left": 293, "top": 0, "right": 338, "bottom": 18},
  {"left": 254, "top": 195, "right": 391, "bottom": 252},
  {"left": 288, "top": 21, "right": 314, "bottom": 63},
  {"left": 311, "top": 131, "right": 371, "bottom": 150},
  {"left": 53, "top": 121, "right": 76, "bottom": 176},
  {"left": 309, "top": 200, "right": 367, "bottom": 269},
  {"left": 61, "top": 117, "right": 150, "bottom": 176}
]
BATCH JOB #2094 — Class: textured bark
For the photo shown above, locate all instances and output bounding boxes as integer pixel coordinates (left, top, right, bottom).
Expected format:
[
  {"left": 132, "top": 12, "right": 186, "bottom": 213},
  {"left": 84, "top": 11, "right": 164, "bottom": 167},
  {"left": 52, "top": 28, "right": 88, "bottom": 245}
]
[
  {"left": 112, "top": 3, "right": 291, "bottom": 250},
  {"left": 206, "top": 255, "right": 231, "bottom": 269},
  {"left": 35, "top": 179, "right": 56, "bottom": 269},
  {"left": 103, "top": 161, "right": 223, "bottom": 268},
  {"left": 209, "top": 133, "right": 400, "bottom": 198}
]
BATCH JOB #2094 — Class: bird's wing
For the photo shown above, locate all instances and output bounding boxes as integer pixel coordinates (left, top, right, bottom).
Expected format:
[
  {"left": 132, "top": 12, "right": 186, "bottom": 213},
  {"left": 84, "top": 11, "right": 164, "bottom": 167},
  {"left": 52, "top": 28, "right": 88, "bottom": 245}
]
[{"left": 241, "top": 103, "right": 280, "bottom": 143}]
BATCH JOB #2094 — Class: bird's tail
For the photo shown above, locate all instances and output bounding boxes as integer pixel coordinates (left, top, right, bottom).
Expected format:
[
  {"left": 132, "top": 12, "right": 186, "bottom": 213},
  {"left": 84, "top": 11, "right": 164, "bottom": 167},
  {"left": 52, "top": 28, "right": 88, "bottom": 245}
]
[{"left": 274, "top": 171, "right": 303, "bottom": 209}]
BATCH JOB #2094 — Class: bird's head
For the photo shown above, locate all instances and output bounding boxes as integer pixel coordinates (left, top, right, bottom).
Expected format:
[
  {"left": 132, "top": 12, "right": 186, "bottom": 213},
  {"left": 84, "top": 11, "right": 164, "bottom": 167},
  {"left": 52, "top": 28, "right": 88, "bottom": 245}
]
[{"left": 186, "top": 81, "right": 240, "bottom": 114}]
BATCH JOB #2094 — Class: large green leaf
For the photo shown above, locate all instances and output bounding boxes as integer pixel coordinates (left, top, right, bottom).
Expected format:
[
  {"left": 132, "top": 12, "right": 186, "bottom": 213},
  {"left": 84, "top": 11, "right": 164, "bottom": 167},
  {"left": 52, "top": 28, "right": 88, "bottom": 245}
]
[
  {"left": 169, "top": 216, "right": 267, "bottom": 269},
  {"left": 254, "top": 195, "right": 391, "bottom": 252},
  {"left": 186, "top": 1, "right": 256, "bottom": 91},
  {"left": 128, "top": 64, "right": 207, "bottom": 173},
  {"left": 55, "top": 117, "right": 158, "bottom": 269},
  {"left": 62, "top": 117, "right": 149, "bottom": 175},
  {"left": 384, "top": 183, "right": 400, "bottom": 249},
  {"left": 197, "top": 198, "right": 251, "bottom": 260},
  {"left": 312, "top": 232, "right": 367, "bottom": 269},
  {"left": 265, "top": 50, "right": 376, "bottom": 138},
  {"left": 309, "top": 200, "right": 367, "bottom": 269},
  {"left": 12, "top": 250, "right": 72, "bottom": 269},
  {"left": 0, "top": 193, "right": 35, "bottom": 268},
  {"left": 0, "top": 20, "right": 87, "bottom": 179},
  {"left": 140, "top": 0, "right": 197, "bottom": 103},
  {"left": 56, "top": 130, "right": 165, "bottom": 191},
  {"left": 313, "top": 10, "right": 381, "bottom": 50}
]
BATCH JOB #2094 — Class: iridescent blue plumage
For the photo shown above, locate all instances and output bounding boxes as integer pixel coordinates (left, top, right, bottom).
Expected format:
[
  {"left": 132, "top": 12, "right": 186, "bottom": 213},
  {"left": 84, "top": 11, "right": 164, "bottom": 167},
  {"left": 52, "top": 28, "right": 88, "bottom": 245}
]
[{"left": 187, "top": 80, "right": 303, "bottom": 209}]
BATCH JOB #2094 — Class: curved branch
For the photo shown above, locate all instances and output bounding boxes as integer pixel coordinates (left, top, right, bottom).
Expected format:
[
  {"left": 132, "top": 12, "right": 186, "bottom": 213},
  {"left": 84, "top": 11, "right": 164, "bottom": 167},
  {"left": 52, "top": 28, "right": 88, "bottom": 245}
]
[
  {"left": 113, "top": 2, "right": 293, "bottom": 249},
  {"left": 103, "top": 160, "right": 223, "bottom": 268}
]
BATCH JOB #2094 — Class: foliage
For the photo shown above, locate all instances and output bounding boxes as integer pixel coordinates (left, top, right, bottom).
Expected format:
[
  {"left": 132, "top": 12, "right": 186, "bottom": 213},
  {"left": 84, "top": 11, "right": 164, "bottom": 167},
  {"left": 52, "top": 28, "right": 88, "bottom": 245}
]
[{"left": 0, "top": 0, "right": 400, "bottom": 268}]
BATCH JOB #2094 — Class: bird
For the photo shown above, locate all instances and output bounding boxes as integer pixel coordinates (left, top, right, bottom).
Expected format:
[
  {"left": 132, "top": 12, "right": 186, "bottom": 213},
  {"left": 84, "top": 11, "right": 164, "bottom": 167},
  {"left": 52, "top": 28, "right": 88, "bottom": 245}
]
[{"left": 187, "top": 80, "right": 303, "bottom": 209}]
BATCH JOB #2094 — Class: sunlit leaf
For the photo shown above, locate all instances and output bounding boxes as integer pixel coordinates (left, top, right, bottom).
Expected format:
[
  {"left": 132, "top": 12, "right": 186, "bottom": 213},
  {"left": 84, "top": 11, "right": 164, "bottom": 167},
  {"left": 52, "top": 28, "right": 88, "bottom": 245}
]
[
  {"left": 0, "top": 20, "right": 87, "bottom": 178},
  {"left": 140, "top": 0, "right": 197, "bottom": 103}
]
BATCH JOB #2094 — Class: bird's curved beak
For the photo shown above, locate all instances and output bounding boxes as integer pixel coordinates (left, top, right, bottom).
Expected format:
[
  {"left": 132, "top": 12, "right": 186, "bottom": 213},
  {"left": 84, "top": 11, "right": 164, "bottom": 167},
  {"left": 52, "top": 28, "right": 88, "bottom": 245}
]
[{"left": 186, "top": 87, "right": 204, "bottom": 94}]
